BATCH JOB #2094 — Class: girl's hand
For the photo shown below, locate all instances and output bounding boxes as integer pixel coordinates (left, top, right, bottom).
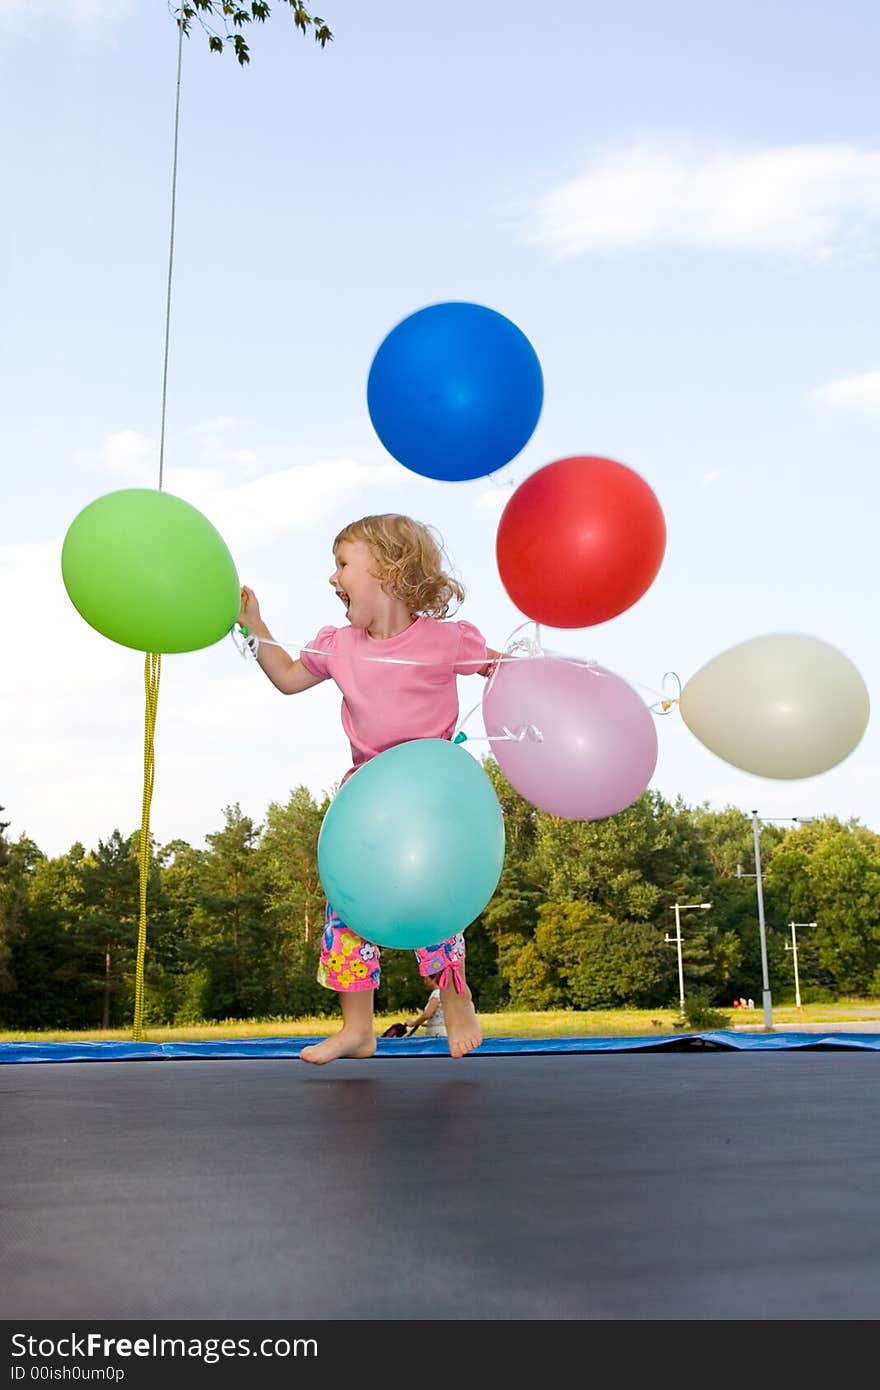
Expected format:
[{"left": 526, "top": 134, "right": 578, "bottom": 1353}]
[
  {"left": 238, "top": 586, "right": 260, "bottom": 629},
  {"left": 480, "top": 646, "right": 503, "bottom": 678}
]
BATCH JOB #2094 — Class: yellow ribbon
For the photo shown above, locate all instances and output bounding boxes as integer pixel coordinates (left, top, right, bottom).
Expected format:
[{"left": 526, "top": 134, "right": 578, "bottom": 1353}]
[{"left": 132, "top": 652, "right": 161, "bottom": 1040}]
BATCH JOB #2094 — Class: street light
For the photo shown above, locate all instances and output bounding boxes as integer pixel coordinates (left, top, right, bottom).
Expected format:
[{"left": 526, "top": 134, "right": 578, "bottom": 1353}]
[
  {"left": 665, "top": 902, "right": 712, "bottom": 1024},
  {"left": 785, "top": 921, "right": 817, "bottom": 1010},
  {"left": 737, "top": 812, "right": 814, "bottom": 1030}
]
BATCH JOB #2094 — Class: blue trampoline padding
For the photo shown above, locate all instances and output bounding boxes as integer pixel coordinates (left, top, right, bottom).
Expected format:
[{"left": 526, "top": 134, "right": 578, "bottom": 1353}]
[{"left": 1, "top": 1031, "right": 880, "bottom": 1063}]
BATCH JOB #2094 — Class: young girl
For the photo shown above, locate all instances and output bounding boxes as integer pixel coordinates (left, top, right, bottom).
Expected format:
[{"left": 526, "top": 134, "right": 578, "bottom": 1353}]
[{"left": 238, "top": 513, "right": 500, "bottom": 1065}]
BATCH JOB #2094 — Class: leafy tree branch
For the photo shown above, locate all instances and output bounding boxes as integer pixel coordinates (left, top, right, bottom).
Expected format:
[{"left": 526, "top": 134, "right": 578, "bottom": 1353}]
[{"left": 171, "top": 1, "right": 332, "bottom": 66}]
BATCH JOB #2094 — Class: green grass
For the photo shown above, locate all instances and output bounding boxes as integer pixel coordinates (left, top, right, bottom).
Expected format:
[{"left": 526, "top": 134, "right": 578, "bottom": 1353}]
[{"left": 3, "top": 998, "right": 879, "bottom": 1044}]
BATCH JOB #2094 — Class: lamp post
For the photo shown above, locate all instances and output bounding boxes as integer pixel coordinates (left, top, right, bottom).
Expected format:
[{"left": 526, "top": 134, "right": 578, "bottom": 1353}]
[
  {"left": 665, "top": 902, "right": 712, "bottom": 1024},
  {"left": 751, "top": 812, "right": 772, "bottom": 1029},
  {"left": 785, "top": 922, "right": 817, "bottom": 1010},
  {"left": 738, "top": 812, "right": 814, "bottom": 1031}
]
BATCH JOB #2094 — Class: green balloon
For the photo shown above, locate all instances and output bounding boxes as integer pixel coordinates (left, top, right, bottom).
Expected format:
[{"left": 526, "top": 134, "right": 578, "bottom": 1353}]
[{"left": 61, "top": 488, "right": 240, "bottom": 653}]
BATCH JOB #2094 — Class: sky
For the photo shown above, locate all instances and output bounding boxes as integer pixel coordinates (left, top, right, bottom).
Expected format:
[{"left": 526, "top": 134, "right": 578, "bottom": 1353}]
[{"left": 2, "top": 0, "right": 879, "bottom": 858}]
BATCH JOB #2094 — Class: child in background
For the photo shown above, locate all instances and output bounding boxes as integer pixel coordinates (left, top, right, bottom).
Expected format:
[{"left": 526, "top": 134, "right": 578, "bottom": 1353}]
[
  {"left": 238, "top": 513, "right": 499, "bottom": 1064},
  {"left": 406, "top": 973, "right": 447, "bottom": 1038}
]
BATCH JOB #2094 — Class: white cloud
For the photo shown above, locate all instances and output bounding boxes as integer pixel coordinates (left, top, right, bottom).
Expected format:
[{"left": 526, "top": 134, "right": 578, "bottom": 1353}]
[
  {"left": 83, "top": 424, "right": 262, "bottom": 487},
  {"left": 80, "top": 426, "right": 401, "bottom": 551},
  {"left": 84, "top": 429, "right": 157, "bottom": 484},
  {"left": 526, "top": 139, "right": 880, "bottom": 259},
  {"left": 178, "top": 456, "right": 401, "bottom": 552},
  {"left": 812, "top": 369, "right": 880, "bottom": 417}
]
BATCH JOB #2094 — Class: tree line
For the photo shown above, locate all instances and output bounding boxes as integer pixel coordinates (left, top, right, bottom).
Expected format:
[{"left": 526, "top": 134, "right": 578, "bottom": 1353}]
[{"left": 1, "top": 762, "right": 879, "bottom": 1031}]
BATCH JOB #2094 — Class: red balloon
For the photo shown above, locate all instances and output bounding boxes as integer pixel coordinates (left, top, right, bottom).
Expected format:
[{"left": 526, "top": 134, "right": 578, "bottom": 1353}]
[{"left": 496, "top": 455, "right": 666, "bottom": 627}]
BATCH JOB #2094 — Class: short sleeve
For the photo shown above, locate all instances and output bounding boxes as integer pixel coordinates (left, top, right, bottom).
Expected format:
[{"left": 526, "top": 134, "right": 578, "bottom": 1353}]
[
  {"left": 300, "top": 625, "right": 338, "bottom": 680},
  {"left": 453, "top": 619, "right": 488, "bottom": 676}
]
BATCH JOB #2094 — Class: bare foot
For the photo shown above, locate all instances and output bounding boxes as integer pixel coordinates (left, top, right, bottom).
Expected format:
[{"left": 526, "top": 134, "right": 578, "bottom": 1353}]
[
  {"left": 300, "top": 1029, "right": 377, "bottom": 1065},
  {"left": 441, "top": 986, "right": 483, "bottom": 1059}
]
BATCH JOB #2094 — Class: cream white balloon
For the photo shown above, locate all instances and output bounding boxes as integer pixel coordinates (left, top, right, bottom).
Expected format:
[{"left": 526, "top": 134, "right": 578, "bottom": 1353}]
[{"left": 679, "top": 634, "right": 870, "bottom": 779}]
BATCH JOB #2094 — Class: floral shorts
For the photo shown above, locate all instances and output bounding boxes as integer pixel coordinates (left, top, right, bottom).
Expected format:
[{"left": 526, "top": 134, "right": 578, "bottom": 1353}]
[{"left": 317, "top": 903, "right": 466, "bottom": 993}]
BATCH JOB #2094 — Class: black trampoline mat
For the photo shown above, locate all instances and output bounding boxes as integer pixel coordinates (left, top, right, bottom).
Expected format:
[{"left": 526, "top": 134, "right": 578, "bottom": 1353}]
[{"left": 2, "top": 1052, "right": 878, "bottom": 1320}]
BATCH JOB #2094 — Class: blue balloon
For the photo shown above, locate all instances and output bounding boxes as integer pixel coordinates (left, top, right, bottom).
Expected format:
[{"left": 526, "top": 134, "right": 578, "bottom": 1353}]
[
  {"left": 367, "top": 302, "right": 543, "bottom": 482},
  {"left": 317, "top": 739, "right": 506, "bottom": 949}
]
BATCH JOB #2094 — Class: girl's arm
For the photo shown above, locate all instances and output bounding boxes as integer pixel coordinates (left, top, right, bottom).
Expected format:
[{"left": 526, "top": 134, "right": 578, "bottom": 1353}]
[
  {"left": 406, "top": 996, "right": 440, "bottom": 1030},
  {"left": 239, "top": 587, "right": 325, "bottom": 696}
]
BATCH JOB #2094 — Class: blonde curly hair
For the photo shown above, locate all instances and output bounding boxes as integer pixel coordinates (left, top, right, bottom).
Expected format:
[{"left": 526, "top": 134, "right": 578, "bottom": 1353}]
[{"left": 333, "top": 514, "right": 465, "bottom": 619}]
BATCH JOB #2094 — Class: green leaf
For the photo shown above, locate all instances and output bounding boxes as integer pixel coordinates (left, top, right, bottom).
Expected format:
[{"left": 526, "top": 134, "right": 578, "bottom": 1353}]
[{"left": 175, "top": 0, "right": 333, "bottom": 64}]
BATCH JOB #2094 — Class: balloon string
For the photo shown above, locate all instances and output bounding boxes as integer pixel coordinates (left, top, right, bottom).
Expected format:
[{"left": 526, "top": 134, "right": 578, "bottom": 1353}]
[
  {"left": 230, "top": 622, "right": 679, "bottom": 725},
  {"left": 133, "top": 652, "right": 161, "bottom": 1041},
  {"left": 158, "top": 16, "right": 184, "bottom": 492},
  {"left": 458, "top": 620, "right": 549, "bottom": 739},
  {"left": 131, "top": 20, "right": 183, "bottom": 1042},
  {"left": 231, "top": 631, "right": 528, "bottom": 669},
  {"left": 647, "top": 671, "right": 682, "bottom": 715},
  {"left": 231, "top": 619, "right": 603, "bottom": 672}
]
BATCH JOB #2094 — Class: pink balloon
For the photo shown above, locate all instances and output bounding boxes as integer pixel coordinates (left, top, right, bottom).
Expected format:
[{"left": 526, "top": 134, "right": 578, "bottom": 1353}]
[{"left": 482, "top": 655, "right": 658, "bottom": 820}]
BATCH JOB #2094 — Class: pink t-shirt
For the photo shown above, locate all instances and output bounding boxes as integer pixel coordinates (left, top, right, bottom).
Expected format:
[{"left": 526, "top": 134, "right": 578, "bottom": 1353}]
[{"left": 300, "top": 616, "right": 487, "bottom": 780}]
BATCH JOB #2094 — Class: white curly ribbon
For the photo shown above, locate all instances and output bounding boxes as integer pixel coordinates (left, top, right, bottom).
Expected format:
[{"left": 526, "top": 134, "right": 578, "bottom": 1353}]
[
  {"left": 459, "top": 620, "right": 604, "bottom": 746},
  {"left": 230, "top": 619, "right": 674, "bottom": 741}
]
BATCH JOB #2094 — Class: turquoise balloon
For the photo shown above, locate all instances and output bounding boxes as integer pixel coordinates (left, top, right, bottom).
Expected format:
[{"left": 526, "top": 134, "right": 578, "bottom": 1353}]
[
  {"left": 61, "top": 488, "right": 240, "bottom": 653},
  {"left": 317, "top": 739, "right": 505, "bottom": 949}
]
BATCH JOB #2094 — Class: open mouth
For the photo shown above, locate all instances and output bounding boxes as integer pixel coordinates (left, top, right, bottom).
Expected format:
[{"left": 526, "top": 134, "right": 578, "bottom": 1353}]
[{"left": 336, "top": 589, "right": 350, "bottom": 611}]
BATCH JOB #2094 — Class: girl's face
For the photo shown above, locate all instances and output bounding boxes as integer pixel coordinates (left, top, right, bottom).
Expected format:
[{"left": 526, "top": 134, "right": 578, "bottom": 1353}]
[{"left": 330, "top": 539, "right": 384, "bottom": 628}]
